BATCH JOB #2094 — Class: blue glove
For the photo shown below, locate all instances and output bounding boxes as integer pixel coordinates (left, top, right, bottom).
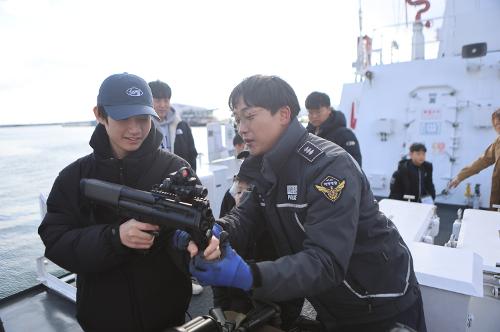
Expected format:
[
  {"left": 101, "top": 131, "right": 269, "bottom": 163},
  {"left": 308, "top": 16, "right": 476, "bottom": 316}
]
[
  {"left": 189, "top": 241, "right": 253, "bottom": 291},
  {"left": 172, "top": 230, "right": 191, "bottom": 250},
  {"left": 172, "top": 223, "right": 223, "bottom": 251},
  {"left": 211, "top": 223, "right": 223, "bottom": 239}
]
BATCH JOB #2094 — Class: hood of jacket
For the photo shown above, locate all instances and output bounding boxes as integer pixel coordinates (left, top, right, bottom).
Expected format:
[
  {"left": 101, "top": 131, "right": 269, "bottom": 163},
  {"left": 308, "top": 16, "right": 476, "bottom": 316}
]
[
  {"left": 307, "top": 109, "right": 347, "bottom": 134},
  {"left": 397, "top": 158, "right": 431, "bottom": 172},
  {"left": 88, "top": 121, "right": 164, "bottom": 186},
  {"left": 89, "top": 120, "right": 163, "bottom": 160}
]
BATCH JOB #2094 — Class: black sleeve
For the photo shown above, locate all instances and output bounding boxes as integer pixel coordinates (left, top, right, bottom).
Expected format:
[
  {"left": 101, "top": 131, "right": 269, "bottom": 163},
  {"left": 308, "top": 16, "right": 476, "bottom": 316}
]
[
  {"left": 252, "top": 153, "right": 363, "bottom": 301},
  {"left": 333, "top": 129, "right": 362, "bottom": 167},
  {"left": 219, "top": 190, "right": 236, "bottom": 218},
  {"left": 217, "top": 189, "right": 265, "bottom": 255},
  {"left": 38, "top": 172, "right": 131, "bottom": 274},
  {"left": 183, "top": 123, "right": 198, "bottom": 172},
  {"left": 389, "top": 170, "right": 403, "bottom": 200},
  {"left": 426, "top": 163, "right": 436, "bottom": 200}
]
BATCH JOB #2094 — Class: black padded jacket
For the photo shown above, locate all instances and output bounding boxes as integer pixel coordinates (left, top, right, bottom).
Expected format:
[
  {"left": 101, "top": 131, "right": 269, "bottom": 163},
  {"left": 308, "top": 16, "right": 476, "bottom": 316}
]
[
  {"left": 38, "top": 123, "right": 192, "bottom": 332},
  {"left": 389, "top": 159, "right": 436, "bottom": 202},
  {"left": 307, "top": 110, "right": 362, "bottom": 167}
]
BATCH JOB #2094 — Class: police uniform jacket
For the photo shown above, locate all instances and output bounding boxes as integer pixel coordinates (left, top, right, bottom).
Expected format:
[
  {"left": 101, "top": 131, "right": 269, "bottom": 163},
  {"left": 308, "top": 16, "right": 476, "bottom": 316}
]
[
  {"left": 38, "top": 122, "right": 191, "bottom": 332},
  {"left": 219, "top": 119, "right": 420, "bottom": 328}
]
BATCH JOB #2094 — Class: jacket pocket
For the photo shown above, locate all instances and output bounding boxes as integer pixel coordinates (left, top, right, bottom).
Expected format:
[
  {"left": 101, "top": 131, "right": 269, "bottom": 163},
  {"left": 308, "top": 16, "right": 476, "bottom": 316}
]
[
  {"left": 293, "top": 212, "right": 305, "bottom": 232},
  {"left": 344, "top": 242, "right": 411, "bottom": 298}
]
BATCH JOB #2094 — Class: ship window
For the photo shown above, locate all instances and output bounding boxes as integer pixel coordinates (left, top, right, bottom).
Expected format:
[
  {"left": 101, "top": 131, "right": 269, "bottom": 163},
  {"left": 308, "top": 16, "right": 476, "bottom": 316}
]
[{"left": 429, "top": 93, "right": 437, "bottom": 104}]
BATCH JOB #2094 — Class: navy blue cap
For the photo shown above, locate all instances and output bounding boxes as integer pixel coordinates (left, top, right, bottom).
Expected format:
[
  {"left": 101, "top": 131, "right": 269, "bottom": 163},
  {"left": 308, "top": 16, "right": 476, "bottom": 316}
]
[{"left": 97, "top": 73, "right": 159, "bottom": 120}]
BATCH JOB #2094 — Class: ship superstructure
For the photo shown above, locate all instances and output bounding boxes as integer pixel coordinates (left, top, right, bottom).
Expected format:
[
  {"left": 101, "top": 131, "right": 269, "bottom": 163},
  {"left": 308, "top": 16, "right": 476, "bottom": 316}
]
[{"left": 339, "top": 0, "right": 500, "bottom": 208}]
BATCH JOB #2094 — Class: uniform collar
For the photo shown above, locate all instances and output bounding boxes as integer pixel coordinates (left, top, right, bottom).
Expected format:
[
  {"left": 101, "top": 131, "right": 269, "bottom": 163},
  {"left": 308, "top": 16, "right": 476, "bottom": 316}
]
[{"left": 261, "top": 118, "right": 307, "bottom": 185}]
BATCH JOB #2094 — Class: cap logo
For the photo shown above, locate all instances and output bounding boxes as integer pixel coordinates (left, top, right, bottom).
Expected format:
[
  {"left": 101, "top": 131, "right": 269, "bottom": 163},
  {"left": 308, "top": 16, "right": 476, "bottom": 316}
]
[{"left": 126, "top": 87, "right": 144, "bottom": 97}]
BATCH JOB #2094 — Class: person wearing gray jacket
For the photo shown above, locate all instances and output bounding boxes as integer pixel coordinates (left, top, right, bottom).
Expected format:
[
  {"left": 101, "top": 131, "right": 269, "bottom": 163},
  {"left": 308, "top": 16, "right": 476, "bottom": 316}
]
[{"left": 189, "top": 75, "right": 426, "bottom": 331}]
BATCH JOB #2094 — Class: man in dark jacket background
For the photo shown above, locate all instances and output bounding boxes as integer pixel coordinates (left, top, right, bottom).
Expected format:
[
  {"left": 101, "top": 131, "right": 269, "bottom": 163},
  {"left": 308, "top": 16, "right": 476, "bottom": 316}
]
[
  {"left": 38, "top": 73, "right": 219, "bottom": 332},
  {"left": 305, "top": 91, "right": 362, "bottom": 166},
  {"left": 389, "top": 142, "right": 436, "bottom": 203},
  {"left": 149, "top": 80, "right": 198, "bottom": 170}
]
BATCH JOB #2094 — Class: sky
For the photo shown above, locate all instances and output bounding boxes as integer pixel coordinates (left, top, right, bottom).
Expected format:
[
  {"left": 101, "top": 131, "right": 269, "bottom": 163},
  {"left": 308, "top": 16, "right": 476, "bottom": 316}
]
[{"left": 0, "top": 0, "right": 446, "bottom": 125}]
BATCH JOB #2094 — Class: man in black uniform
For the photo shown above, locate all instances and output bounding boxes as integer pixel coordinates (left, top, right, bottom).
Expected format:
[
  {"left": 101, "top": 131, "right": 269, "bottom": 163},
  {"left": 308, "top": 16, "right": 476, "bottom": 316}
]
[
  {"left": 305, "top": 91, "right": 362, "bottom": 166},
  {"left": 38, "top": 73, "right": 219, "bottom": 332},
  {"left": 189, "top": 75, "right": 426, "bottom": 331}
]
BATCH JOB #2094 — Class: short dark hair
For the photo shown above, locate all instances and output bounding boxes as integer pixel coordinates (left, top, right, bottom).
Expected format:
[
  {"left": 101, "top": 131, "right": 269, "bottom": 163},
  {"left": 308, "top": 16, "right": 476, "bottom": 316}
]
[
  {"left": 148, "top": 80, "right": 172, "bottom": 99},
  {"left": 228, "top": 75, "right": 301, "bottom": 118},
  {"left": 305, "top": 91, "right": 331, "bottom": 110},
  {"left": 96, "top": 105, "right": 108, "bottom": 121},
  {"left": 410, "top": 142, "right": 427, "bottom": 153},
  {"left": 233, "top": 133, "right": 244, "bottom": 146}
]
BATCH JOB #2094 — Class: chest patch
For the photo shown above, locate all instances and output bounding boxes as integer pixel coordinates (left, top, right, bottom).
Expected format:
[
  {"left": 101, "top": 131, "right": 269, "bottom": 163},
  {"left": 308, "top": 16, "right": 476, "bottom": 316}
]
[
  {"left": 315, "top": 175, "right": 345, "bottom": 203},
  {"left": 297, "top": 141, "right": 324, "bottom": 163},
  {"left": 287, "top": 185, "right": 298, "bottom": 201}
]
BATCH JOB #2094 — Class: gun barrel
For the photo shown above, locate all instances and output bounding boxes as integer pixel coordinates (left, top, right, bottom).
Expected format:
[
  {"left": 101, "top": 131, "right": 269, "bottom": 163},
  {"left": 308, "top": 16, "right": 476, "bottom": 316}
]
[
  {"left": 81, "top": 178, "right": 202, "bottom": 230},
  {"left": 166, "top": 315, "right": 218, "bottom": 332},
  {"left": 81, "top": 179, "right": 155, "bottom": 206}
]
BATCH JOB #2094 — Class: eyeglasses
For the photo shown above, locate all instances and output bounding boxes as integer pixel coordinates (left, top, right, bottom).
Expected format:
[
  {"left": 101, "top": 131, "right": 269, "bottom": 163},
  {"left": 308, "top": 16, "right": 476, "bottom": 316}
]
[{"left": 232, "top": 107, "right": 264, "bottom": 127}]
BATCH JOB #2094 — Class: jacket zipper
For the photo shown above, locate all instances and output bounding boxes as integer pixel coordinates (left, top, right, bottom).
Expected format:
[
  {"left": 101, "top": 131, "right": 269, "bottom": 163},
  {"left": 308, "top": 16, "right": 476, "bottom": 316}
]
[
  {"left": 117, "top": 159, "right": 145, "bottom": 330},
  {"left": 119, "top": 160, "right": 125, "bottom": 185},
  {"left": 418, "top": 168, "right": 421, "bottom": 201}
]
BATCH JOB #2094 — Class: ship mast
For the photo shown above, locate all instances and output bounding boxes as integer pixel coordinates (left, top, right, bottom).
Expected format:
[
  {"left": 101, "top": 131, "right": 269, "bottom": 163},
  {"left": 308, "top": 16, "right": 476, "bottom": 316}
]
[{"left": 406, "top": 0, "right": 431, "bottom": 60}]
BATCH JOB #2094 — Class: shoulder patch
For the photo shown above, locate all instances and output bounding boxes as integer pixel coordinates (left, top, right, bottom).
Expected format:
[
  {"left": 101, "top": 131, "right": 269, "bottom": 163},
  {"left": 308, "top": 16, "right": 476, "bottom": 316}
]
[
  {"left": 314, "top": 175, "right": 345, "bottom": 203},
  {"left": 345, "top": 140, "right": 356, "bottom": 146},
  {"left": 297, "top": 141, "right": 324, "bottom": 163}
]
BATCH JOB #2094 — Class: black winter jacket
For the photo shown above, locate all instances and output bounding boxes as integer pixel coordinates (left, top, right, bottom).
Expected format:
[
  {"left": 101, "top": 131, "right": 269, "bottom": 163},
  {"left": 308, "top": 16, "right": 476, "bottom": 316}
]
[
  {"left": 389, "top": 159, "right": 436, "bottom": 202},
  {"left": 220, "top": 119, "right": 419, "bottom": 329},
  {"left": 173, "top": 121, "right": 198, "bottom": 171},
  {"left": 307, "top": 110, "right": 362, "bottom": 166},
  {"left": 38, "top": 123, "right": 191, "bottom": 332}
]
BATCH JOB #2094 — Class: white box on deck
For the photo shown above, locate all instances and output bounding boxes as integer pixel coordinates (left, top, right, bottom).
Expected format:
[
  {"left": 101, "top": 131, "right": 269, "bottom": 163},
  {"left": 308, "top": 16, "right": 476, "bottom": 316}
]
[
  {"left": 197, "top": 165, "right": 229, "bottom": 219},
  {"left": 379, "top": 199, "right": 483, "bottom": 296},
  {"left": 379, "top": 199, "right": 435, "bottom": 242},
  {"left": 378, "top": 199, "right": 484, "bottom": 332},
  {"left": 457, "top": 209, "right": 500, "bottom": 273}
]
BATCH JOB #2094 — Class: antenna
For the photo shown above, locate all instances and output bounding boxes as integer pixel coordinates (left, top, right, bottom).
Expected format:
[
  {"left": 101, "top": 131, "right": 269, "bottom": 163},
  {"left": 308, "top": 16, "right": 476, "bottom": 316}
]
[{"left": 358, "top": 0, "right": 363, "bottom": 35}]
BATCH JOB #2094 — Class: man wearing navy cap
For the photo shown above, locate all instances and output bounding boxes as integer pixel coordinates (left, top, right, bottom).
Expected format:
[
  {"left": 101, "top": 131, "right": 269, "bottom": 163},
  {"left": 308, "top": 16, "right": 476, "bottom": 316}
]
[{"left": 38, "top": 73, "right": 220, "bottom": 331}]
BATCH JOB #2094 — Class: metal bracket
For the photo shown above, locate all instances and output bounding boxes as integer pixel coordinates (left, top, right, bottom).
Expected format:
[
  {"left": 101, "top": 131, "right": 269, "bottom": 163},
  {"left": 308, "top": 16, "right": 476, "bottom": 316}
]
[{"left": 36, "top": 257, "right": 76, "bottom": 303}]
